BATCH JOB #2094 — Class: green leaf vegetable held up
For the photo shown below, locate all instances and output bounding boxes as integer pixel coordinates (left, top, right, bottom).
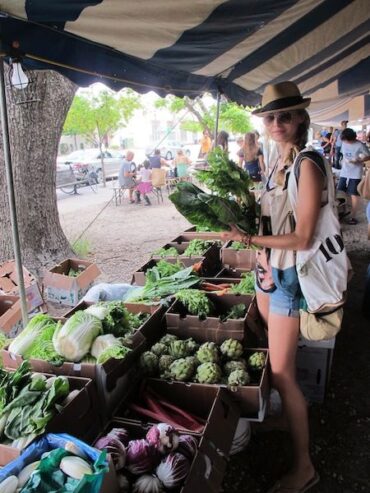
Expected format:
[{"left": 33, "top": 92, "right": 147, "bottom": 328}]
[{"left": 169, "top": 149, "right": 258, "bottom": 234}]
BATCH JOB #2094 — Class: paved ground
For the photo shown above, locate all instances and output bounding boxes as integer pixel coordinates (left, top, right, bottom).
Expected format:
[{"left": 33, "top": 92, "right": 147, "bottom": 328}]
[{"left": 57, "top": 185, "right": 370, "bottom": 493}]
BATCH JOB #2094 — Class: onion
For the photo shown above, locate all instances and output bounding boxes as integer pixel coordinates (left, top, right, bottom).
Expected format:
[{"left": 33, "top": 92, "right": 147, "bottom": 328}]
[
  {"left": 146, "top": 423, "right": 179, "bottom": 454},
  {"left": 126, "top": 439, "right": 160, "bottom": 475},
  {"left": 132, "top": 474, "right": 164, "bottom": 493},
  {"left": 94, "top": 435, "right": 126, "bottom": 470},
  {"left": 176, "top": 434, "right": 198, "bottom": 460},
  {"left": 156, "top": 452, "right": 190, "bottom": 489}
]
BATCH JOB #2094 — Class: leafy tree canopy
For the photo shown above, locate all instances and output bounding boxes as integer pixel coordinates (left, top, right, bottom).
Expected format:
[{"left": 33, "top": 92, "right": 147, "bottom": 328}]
[
  {"left": 154, "top": 95, "right": 252, "bottom": 135},
  {"left": 63, "top": 88, "right": 141, "bottom": 146}
]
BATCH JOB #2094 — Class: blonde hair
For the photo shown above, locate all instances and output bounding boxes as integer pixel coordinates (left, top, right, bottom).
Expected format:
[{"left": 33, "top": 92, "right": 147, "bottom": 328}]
[{"left": 275, "top": 109, "right": 310, "bottom": 186}]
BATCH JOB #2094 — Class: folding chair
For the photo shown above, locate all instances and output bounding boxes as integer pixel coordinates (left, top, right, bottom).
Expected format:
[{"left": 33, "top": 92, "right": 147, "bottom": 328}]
[{"left": 151, "top": 168, "right": 167, "bottom": 203}]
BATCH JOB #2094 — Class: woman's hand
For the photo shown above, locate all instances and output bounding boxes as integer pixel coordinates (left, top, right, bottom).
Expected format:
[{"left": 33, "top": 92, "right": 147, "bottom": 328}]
[{"left": 220, "top": 224, "right": 245, "bottom": 243}]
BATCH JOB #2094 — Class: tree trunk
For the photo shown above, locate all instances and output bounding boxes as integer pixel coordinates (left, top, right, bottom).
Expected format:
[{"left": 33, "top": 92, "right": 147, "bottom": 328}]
[{"left": 0, "top": 66, "right": 77, "bottom": 277}]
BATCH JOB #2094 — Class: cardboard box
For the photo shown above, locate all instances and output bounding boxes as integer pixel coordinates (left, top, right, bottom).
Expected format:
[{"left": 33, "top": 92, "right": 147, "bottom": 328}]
[
  {"left": 215, "top": 266, "right": 253, "bottom": 279},
  {"left": 152, "top": 242, "right": 221, "bottom": 277},
  {"left": 0, "top": 373, "right": 101, "bottom": 465},
  {"left": 64, "top": 300, "right": 167, "bottom": 349},
  {"left": 165, "top": 293, "right": 258, "bottom": 343},
  {"left": 101, "top": 417, "right": 231, "bottom": 493},
  {"left": 296, "top": 341, "right": 335, "bottom": 403},
  {"left": 2, "top": 316, "right": 147, "bottom": 419},
  {"left": 0, "top": 296, "right": 22, "bottom": 337},
  {"left": 181, "top": 226, "right": 224, "bottom": 240},
  {"left": 221, "top": 241, "right": 257, "bottom": 270},
  {"left": 148, "top": 349, "right": 269, "bottom": 421},
  {"left": 116, "top": 379, "right": 239, "bottom": 458},
  {"left": 0, "top": 260, "right": 43, "bottom": 312},
  {"left": 43, "top": 258, "right": 101, "bottom": 306},
  {"left": 131, "top": 258, "right": 206, "bottom": 286}
]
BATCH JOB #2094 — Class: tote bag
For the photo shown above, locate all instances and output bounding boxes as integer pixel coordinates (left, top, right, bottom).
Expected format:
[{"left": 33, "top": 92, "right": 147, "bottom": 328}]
[
  {"left": 288, "top": 151, "right": 350, "bottom": 314},
  {"left": 357, "top": 168, "right": 370, "bottom": 200}
]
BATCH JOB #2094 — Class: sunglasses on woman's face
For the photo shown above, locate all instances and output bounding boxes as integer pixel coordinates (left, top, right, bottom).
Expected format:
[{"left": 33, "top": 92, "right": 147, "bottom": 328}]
[{"left": 263, "top": 112, "right": 293, "bottom": 125}]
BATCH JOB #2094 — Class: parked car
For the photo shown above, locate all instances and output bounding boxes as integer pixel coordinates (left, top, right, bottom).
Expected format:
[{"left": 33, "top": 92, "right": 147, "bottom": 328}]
[
  {"left": 57, "top": 148, "right": 125, "bottom": 182},
  {"left": 146, "top": 141, "right": 191, "bottom": 160}
]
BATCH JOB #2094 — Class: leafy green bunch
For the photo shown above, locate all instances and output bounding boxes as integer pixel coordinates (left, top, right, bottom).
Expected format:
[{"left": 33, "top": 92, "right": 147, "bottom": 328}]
[
  {"left": 169, "top": 149, "right": 258, "bottom": 234},
  {"left": 176, "top": 289, "right": 214, "bottom": 318},
  {"left": 183, "top": 239, "right": 215, "bottom": 256}
]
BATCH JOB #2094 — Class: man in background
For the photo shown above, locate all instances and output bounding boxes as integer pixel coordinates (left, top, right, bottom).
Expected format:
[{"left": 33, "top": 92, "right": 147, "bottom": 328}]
[{"left": 331, "top": 120, "right": 348, "bottom": 169}]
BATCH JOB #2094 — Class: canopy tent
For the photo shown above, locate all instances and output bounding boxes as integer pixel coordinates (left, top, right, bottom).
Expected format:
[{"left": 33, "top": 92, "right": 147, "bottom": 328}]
[
  {"left": 0, "top": 0, "right": 369, "bottom": 108},
  {"left": 0, "top": 0, "right": 369, "bottom": 324}
]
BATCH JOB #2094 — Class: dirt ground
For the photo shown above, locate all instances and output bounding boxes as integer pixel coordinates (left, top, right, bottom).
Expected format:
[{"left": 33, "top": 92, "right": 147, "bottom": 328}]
[{"left": 58, "top": 186, "right": 370, "bottom": 493}]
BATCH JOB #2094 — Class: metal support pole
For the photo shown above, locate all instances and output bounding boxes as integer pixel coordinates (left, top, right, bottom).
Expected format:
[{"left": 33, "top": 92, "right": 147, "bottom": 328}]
[
  {"left": 214, "top": 91, "right": 221, "bottom": 144},
  {"left": 0, "top": 59, "right": 29, "bottom": 327}
]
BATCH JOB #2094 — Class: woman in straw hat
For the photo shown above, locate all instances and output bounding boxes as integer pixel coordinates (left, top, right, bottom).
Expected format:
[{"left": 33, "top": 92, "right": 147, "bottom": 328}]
[{"left": 222, "top": 82, "right": 325, "bottom": 492}]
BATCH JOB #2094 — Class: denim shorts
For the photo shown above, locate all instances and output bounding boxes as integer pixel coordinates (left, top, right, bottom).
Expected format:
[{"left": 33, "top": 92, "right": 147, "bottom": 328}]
[
  {"left": 256, "top": 266, "right": 301, "bottom": 318},
  {"left": 337, "top": 177, "right": 361, "bottom": 196}
]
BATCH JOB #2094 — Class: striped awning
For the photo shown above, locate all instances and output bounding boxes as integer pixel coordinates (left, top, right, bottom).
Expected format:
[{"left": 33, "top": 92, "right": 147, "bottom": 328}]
[{"left": 0, "top": 0, "right": 369, "bottom": 108}]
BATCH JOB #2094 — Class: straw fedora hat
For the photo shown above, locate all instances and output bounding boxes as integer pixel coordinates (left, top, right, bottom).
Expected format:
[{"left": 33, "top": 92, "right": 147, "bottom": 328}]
[{"left": 252, "top": 81, "right": 311, "bottom": 116}]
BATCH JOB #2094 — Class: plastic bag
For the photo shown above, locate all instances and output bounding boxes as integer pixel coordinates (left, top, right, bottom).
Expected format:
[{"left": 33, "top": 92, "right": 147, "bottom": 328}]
[
  {"left": 0, "top": 433, "right": 108, "bottom": 493},
  {"left": 82, "top": 283, "right": 139, "bottom": 302}
]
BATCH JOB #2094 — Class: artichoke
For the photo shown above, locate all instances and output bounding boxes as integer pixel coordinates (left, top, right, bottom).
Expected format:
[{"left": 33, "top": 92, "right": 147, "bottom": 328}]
[
  {"left": 159, "top": 334, "right": 178, "bottom": 345},
  {"left": 158, "top": 354, "right": 175, "bottom": 373},
  {"left": 223, "top": 359, "right": 247, "bottom": 376},
  {"left": 195, "top": 362, "right": 222, "bottom": 384},
  {"left": 169, "top": 340, "right": 188, "bottom": 359},
  {"left": 151, "top": 342, "right": 168, "bottom": 357},
  {"left": 220, "top": 339, "right": 244, "bottom": 360},
  {"left": 196, "top": 342, "right": 219, "bottom": 363},
  {"left": 169, "top": 358, "right": 195, "bottom": 381},
  {"left": 248, "top": 351, "right": 266, "bottom": 371},
  {"left": 228, "top": 369, "right": 251, "bottom": 388},
  {"left": 184, "top": 338, "right": 199, "bottom": 355},
  {"left": 184, "top": 356, "right": 199, "bottom": 370},
  {"left": 139, "top": 351, "right": 159, "bottom": 376}
]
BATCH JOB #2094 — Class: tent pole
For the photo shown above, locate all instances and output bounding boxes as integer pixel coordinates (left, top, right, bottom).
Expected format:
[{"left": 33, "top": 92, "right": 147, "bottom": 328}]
[
  {"left": 0, "top": 59, "right": 29, "bottom": 327},
  {"left": 214, "top": 91, "right": 221, "bottom": 143}
]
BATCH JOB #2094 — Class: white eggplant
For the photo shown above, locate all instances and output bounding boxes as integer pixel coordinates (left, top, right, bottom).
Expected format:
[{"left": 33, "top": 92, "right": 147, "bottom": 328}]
[
  {"left": 17, "top": 461, "right": 40, "bottom": 488},
  {"left": 64, "top": 441, "right": 89, "bottom": 460},
  {"left": 60, "top": 456, "right": 92, "bottom": 480},
  {"left": 0, "top": 476, "right": 18, "bottom": 493}
]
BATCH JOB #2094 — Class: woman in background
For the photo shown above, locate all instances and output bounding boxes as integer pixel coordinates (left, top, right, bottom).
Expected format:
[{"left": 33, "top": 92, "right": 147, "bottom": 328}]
[
  {"left": 173, "top": 149, "right": 192, "bottom": 179},
  {"left": 238, "top": 131, "right": 265, "bottom": 182}
]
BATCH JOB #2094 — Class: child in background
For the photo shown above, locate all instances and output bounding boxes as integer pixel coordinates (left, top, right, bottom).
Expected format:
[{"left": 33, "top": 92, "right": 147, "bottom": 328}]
[{"left": 136, "top": 160, "right": 153, "bottom": 206}]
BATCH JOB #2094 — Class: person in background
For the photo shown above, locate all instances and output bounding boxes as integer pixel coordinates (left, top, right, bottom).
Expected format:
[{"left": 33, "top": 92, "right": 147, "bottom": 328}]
[
  {"left": 173, "top": 148, "right": 192, "bottom": 179},
  {"left": 321, "top": 126, "right": 333, "bottom": 158},
  {"left": 149, "top": 149, "right": 168, "bottom": 169},
  {"left": 199, "top": 129, "right": 212, "bottom": 158},
  {"left": 331, "top": 120, "right": 348, "bottom": 169},
  {"left": 216, "top": 130, "right": 229, "bottom": 152},
  {"left": 118, "top": 150, "right": 137, "bottom": 204},
  {"left": 135, "top": 159, "right": 152, "bottom": 206},
  {"left": 238, "top": 131, "right": 265, "bottom": 182},
  {"left": 337, "top": 127, "right": 370, "bottom": 224}
]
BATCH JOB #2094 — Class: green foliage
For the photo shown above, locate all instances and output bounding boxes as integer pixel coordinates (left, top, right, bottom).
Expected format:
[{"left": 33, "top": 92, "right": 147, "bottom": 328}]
[
  {"left": 183, "top": 239, "right": 215, "bottom": 256},
  {"left": 230, "top": 272, "right": 255, "bottom": 295},
  {"left": 71, "top": 238, "right": 91, "bottom": 258},
  {"left": 153, "top": 246, "right": 179, "bottom": 257},
  {"left": 154, "top": 260, "right": 184, "bottom": 278},
  {"left": 153, "top": 94, "right": 252, "bottom": 134},
  {"left": 176, "top": 289, "right": 214, "bottom": 318},
  {"left": 63, "top": 89, "right": 141, "bottom": 146},
  {"left": 230, "top": 241, "right": 246, "bottom": 250},
  {"left": 221, "top": 303, "right": 247, "bottom": 321}
]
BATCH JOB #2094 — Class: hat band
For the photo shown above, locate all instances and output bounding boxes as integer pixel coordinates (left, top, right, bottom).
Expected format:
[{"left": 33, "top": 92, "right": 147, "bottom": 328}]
[{"left": 261, "top": 96, "right": 304, "bottom": 112}]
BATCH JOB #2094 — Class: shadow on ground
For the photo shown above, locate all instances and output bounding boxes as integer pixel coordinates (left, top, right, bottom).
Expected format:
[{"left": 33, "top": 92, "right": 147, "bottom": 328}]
[{"left": 223, "top": 251, "right": 370, "bottom": 493}]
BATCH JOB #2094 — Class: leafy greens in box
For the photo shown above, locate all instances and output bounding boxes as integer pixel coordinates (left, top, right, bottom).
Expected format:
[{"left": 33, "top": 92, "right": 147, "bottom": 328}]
[{"left": 169, "top": 148, "right": 258, "bottom": 234}]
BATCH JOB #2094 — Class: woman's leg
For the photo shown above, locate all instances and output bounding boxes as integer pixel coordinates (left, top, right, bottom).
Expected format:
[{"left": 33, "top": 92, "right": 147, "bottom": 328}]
[
  {"left": 350, "top": 194, "right": 361, "bottom": 219},
  {"left": 268, "top": 313, "right": 315, "bottom": 488},
  {"left": 256, "top": 291, "right": 269, "bottom": 326}
]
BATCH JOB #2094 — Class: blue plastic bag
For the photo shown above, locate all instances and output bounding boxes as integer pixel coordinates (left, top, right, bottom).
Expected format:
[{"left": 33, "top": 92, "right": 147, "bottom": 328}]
[{"left": 0, "top": 433, "right": 108, "bottom": 492}]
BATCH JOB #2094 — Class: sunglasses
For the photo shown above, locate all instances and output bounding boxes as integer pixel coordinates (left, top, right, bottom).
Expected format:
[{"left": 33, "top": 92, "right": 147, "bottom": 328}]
[{"left": 263, "top": 112, "right": 293, "bottom": 125}]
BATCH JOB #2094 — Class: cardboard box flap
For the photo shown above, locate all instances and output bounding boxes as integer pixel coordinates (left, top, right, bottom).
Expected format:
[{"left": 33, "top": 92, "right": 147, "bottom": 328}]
[
  {"left": 43, "top": 270, "right": 75, "bottom": 290},
  {"left": 0, "top": 296, "right": 22, "bottom": 334}
]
